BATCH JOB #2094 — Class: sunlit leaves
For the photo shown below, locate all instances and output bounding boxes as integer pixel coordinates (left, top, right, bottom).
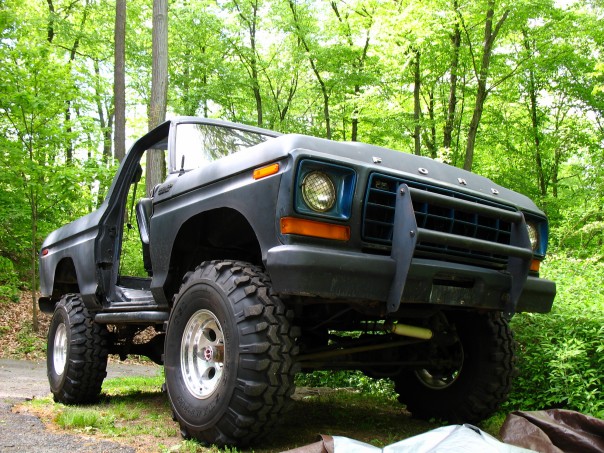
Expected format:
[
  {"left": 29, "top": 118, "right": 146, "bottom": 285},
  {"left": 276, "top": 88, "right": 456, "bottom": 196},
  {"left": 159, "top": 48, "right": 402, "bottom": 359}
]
[
  {"left": 506, "top": 255, "right": 604, "bottom": 418},
  {"left": 1, "top": 0, "right": 604, "bottom": 270}
]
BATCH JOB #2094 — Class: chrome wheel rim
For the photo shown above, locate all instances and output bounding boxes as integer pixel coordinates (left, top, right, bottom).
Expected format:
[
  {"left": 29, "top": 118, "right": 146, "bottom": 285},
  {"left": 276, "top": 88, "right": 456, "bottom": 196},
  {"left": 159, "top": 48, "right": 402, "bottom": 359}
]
[
  {"left": 181, "top": 309, "right": 225, "bottom": 399},
  {"left": 53, "top": 323, "right": 68, "bottom": 376},
  {"left": 414, "top": 345, "right": 464, "bottom": 390}
]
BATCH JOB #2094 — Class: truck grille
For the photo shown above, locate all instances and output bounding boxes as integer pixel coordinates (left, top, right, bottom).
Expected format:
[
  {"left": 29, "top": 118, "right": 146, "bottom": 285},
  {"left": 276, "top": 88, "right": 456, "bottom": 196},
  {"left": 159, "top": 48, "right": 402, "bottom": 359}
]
[{"left": 362, "top": 173, "right": 515, "bottom": 267}]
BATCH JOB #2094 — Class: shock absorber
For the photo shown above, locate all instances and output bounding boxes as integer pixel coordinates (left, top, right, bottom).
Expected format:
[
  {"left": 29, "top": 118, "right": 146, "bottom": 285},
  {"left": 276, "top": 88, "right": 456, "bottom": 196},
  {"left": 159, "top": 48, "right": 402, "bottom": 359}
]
[{"left": 386, "top": 322, "right": 433, "bottom": 340}]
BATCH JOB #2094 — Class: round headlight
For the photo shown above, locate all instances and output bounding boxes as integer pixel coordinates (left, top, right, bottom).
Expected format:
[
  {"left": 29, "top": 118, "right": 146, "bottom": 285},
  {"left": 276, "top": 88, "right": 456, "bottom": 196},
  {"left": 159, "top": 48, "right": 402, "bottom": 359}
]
[
  {"left": 301, "top": 171, "right": 336, "bottom": 212},
  {"left": 527, "top": 223, "right": 539, "bottom": 251}
]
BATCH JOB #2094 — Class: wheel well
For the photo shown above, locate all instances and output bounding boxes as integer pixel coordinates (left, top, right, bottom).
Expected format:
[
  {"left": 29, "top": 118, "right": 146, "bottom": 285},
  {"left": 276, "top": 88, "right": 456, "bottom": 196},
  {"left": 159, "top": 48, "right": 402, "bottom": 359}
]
[
  {"left": 40, "top": 258, "right": 80, "bottom": 313},
  {"left": 52, "top": 258, "right": 80, "bottom": 298},
  {"left": 165, "top": 208, "right": 262, "bottom": 298}
]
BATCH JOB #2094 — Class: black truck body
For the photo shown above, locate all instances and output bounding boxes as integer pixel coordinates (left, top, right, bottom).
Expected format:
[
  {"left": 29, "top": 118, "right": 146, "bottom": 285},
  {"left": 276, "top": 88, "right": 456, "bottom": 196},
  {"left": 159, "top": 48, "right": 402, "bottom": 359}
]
[{"left": 39, "top": 117, "right": 555, "bottom": 446}]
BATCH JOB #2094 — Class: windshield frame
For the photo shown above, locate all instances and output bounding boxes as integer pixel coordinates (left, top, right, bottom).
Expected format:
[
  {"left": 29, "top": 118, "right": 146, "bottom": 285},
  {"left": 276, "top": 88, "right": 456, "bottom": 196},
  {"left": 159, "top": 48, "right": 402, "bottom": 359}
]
[{"left": 168, "top": 118, "right": 280, "bottom": 174}]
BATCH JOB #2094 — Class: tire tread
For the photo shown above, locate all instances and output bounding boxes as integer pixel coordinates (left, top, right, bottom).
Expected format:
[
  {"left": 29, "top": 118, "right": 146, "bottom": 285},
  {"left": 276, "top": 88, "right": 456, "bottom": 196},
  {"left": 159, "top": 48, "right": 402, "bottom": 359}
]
[
  {"left": 166, "top": 260, "right": 298, "bottom": 446},
  {"left": 48, "top": 294, "right": 109, "bottom": 404}
]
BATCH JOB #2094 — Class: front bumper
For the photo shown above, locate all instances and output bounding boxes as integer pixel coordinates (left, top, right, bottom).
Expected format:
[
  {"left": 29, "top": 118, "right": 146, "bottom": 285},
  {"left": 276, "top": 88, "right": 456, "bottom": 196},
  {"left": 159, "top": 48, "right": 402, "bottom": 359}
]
[{"left": 266, "top": 244, "right": 555, "bottom": 314}]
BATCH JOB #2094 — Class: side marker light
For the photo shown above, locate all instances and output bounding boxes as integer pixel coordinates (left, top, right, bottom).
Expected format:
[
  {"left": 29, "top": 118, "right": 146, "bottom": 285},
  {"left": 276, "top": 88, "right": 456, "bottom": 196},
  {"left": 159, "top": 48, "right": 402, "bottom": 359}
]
[{"left": 253, "top": 163, "right": 280, "bottom": 180}]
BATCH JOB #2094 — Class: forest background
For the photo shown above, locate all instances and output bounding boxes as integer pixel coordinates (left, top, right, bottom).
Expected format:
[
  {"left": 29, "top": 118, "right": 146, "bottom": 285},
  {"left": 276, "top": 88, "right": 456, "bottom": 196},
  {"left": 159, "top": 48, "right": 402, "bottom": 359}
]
[{"left": 0, "top": 0, "right": 602, "bottom": 419}]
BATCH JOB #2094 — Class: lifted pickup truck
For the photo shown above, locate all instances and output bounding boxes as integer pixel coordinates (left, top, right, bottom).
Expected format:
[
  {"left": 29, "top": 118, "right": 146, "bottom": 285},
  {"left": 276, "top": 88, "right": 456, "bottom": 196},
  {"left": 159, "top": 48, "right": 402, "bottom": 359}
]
[{"left": 39, "top": 117, "right": 555, "bottom": 446}]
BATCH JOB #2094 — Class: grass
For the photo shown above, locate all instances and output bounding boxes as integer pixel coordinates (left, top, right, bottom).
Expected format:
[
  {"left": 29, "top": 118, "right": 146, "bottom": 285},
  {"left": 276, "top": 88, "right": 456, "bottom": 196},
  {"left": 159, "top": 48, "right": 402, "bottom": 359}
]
[{"left": 21, "top": 372, "right": 477, "bottom": 452}]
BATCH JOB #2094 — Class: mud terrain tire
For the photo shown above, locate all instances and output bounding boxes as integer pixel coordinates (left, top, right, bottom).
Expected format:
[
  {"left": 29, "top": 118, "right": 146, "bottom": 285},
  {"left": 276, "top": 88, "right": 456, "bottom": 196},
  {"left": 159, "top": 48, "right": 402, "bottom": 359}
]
[
  {"left": 164, "top": 261, "right": 298, "bottom": 447},
  {"left": 394, "top": 311, "right": 516, "bottom": 423},
  {"left": 47, "top": 294, "right": 109, "bottom": 404}
]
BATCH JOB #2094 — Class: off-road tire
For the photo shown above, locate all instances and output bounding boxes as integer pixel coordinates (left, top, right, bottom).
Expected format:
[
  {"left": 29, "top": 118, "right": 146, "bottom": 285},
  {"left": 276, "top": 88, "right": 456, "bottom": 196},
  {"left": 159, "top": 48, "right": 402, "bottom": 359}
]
[
  {"left": 47, "top": 294, "right": 109, "bottom": 404},
  {"left": 394, "top": 311, "right": 516, "bottom": 423},
  {"left": 164, "top": 261, "right": 299, "bottom": 447}
]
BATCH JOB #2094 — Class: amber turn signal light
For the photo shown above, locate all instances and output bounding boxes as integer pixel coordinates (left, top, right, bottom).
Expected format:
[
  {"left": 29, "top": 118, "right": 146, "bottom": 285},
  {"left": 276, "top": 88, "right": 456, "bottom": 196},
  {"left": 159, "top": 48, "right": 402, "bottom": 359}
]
[
  {"left": 253, "top": 163, "right": 280, "bottom": 180},
  {"left": 280, "top": 217, "right": 350, "bottom": 241}
]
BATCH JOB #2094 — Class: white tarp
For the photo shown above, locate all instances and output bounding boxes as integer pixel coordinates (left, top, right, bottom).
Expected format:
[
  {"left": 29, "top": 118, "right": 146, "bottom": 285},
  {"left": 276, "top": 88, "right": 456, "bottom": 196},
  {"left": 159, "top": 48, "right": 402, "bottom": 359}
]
[{"left": 331, "top": 424, "right": 536, "bottom": 453}]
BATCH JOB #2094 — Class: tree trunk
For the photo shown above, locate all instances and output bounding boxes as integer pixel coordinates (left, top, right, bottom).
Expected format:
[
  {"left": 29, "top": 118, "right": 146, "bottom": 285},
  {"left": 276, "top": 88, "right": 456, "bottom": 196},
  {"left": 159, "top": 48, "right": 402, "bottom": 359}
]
[
  {"left": 94, "top": 61, "right": 113, "bottom": 161},
  {"left": 463, "top": 1, "right": 509, "bottom": 171},
  {"left": 64, "top": 2, "right": 90, "bottom": 164},
  {"left": 114, "top": 0, "right": 126, "bottom": 162},
  {"left": 321, "top": 88, "right": 331, "bottom": 139},
  {"left": 46, "top": 0, "right": 55, "bottom": 43},
  {"left": 266, "top": 70, "right": 298, "bottom": 126},
  {"left": 464, "top": 82, "right": 487, "bottom": 171},
  {"left": 443, "top": 0, "right": 461, "bottom": 151},
  {"left": 522, "top": 32, "right": 547, "bottom": 198},
  {"left": 26, "top": 136, "right": 39, "bottom": 332},
  {"left": 426, "top": 89, "right": 437, "bottom": 159},
  {"left": 248, "top": 1, "right": 262, "bottom": 127},
  {"left": 413, "top": 48, "right": 421, "bottom": 156},
  {"left": 146, "top": 0, "right": 168, "bottom": 197},
  {"left": 251, "top": 51, "right": 263, "bottom": 127},
  {"left": 30, "top": 187, "right": 38, "bottom": 333},
  {"left": 528, "top": 65, "right": 546, "bottom": 197},
  {"left": 232, "top": 0, "right": 263, "bottom": 126},
  {"left": 287, "top": 0, "right": 331, "bottom": 139},
  {"left": 453, "top": 73, "right": 466, "bottom": 167},
  {"left": 351, "top": 85, "right": 360, "bottom": 142},
  {"left": 330, "top": 1, "right": 372, "bottom": 142},
  {"left": 203, "top": 72, "right": 209, "bottom": 117}
]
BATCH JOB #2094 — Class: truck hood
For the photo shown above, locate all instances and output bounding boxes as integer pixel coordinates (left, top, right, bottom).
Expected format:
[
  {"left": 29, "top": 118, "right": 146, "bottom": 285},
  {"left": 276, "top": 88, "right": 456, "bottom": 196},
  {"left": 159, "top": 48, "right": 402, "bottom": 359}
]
[{"left": 155, "top": 133, "right": 542, "bottom": 215}]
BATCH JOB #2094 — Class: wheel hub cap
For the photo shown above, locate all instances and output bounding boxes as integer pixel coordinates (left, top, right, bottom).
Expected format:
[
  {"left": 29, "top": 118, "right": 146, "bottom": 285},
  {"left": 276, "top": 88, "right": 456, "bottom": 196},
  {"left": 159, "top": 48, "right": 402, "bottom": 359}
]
[
  {"left": 202, "top": 344, "right": 224, "bottom": 362},
  {"left": 53, "top": 323, "right": 68, "bottom": 376},
  {"left": 181, "top": 309, "right": 225, "bottom": 399}
]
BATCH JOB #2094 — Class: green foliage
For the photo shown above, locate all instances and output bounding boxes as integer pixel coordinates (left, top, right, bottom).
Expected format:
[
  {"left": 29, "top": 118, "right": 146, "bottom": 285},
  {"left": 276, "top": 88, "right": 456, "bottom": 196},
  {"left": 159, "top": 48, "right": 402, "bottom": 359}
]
[
  {"left": 295, "top": 370, "right": 397, "bottom": 401},
  {"left": 0, "top": 257, "right": 20, "bottom": 303},
  {"left": 0, "top": 0, "right": 603, "bottom": 281},
  {"left": 506, "top": 254, "right": 604, "bottom": 418},
  {"left": 119, "top": 227, "right": 148, "bottom": 278},
  {"left": 14, "top": 322, "right": 47, "bottom": 356}
]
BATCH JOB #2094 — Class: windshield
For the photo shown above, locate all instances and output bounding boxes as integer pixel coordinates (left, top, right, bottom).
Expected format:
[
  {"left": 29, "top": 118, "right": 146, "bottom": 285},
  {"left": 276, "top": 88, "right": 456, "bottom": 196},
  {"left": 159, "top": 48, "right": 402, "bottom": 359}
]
[{"left": 173, "top": 123, "right": 273, "bottom": 172}]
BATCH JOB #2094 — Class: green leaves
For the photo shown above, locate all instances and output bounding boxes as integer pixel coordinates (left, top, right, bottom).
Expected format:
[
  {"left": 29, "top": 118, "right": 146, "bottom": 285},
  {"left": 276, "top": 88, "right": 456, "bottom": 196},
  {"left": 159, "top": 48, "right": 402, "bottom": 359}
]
[
  {"left": 0, "top": 0, "right": 122, "bottom": 286},
  {"left": 507, "top": 255, "right": 604, "bottom": 418},
  {"left": 0, "top": 257, "right": 20, "bottom": 303}
]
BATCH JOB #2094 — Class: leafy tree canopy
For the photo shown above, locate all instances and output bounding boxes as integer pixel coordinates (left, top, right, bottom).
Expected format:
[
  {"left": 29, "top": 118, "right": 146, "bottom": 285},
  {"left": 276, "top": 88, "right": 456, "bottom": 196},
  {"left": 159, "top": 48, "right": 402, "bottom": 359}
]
[{"left": 1, "top": 0, "right": 603, "bottom": 285}]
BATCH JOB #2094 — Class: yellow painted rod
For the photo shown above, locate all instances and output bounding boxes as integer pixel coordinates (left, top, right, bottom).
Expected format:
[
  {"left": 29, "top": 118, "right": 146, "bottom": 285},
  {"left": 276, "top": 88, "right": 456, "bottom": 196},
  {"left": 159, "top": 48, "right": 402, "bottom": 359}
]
[{"left": 390, "top": 323, "right": 433, "bottom": 340}]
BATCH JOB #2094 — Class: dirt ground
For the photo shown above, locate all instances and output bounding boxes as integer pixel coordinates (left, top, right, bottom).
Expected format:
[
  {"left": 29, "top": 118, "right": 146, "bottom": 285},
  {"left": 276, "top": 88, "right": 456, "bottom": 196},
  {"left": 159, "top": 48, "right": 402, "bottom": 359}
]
[{"left": 0, "top": 293, "right": 52, "bottom": 361}]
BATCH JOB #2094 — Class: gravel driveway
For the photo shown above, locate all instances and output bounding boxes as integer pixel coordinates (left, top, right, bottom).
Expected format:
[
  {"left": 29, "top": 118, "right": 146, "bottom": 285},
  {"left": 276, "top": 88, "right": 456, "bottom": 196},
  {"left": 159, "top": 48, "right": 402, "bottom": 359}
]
[{"left": 0, "top": 359, "right": 159, "bottom": 452}]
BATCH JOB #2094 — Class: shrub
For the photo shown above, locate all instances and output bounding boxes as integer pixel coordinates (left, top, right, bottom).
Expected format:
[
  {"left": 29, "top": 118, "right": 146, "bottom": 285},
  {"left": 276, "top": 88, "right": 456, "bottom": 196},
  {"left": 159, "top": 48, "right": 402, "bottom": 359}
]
[
  {"left": 0, "top": 256, "right": 20, "bottom": 304},
  {"left": 295, "top": 370, "right": 397, "bottom": 400},
  {"left": 118, "top": 225, "right": 148, "bottom": 278},
  {"left": 506, "top": 254, "right": 604, "bottom": 418}
]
